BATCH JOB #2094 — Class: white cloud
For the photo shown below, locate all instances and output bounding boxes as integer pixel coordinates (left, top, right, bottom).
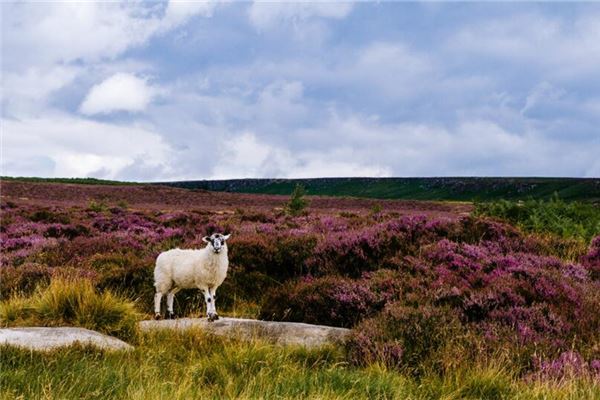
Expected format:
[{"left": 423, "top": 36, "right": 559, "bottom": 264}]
[
  {"left": 2, "top": 66, "right": 81, "bottom": 116},
  {"left": 2, "top": 1, "right": 217, "bottom": 68},
  {"left": 3, "top": 3, "right": 155, "bottom": 68},
  {"left": 209, "top": 132, "right": 390, "bottom": 179},
  {"left": 248, "top": 1, "right": 353, "bottom": 30},
  {"left": 2, "top": 114, "right": 174, "bottom": 179},
  {"left": 447, "top": 12, "right": 600, "bottom": 79},
  {"left": 80, "top": 73, "right": 158, "bottom": 115},
  {"left": 1, "top": 1, "right": 216, "bottom": 118},
  {"left": 163, "top": 0, "right": 217, "bottom": 29}
]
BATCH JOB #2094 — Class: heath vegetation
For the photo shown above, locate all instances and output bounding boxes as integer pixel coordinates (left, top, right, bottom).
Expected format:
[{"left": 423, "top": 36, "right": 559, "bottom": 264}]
[{"left": 1, "top": 181, "right": 599, "bottom": 399}]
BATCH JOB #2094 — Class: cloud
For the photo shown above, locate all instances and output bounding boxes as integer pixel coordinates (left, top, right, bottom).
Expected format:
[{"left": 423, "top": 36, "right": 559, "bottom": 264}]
[
  {"left": 209, "top": 132, "right": 391, "bottom": 179},
  {"left": 3, "top": 3, "right": 156, "bottom": 68},
  {"left": 1, "top": 1, "right": 216, "bottom": 118},
  {"left": 2, "top": 1, "right": 217, "bottom": 69},
  {"left": 248, "top": 1, "right": 353, "bottom": 30},
  {"left": 3, "top": 2, "right": 600, "bottom": 180},
  {"left": 2, "top": 114, "right": 174, "bottom": 180},
  {"left": 79, "top": 73, "right": 158, "bottom": 115},
  {"left": 162, "top": 0, "right": 217, "bottom": 29},
  {"left": 2, "top": 66, "right": 81, "bottom": 116},
  {"left": 447, "top": 12, "right": 600, "bottom": 79}
]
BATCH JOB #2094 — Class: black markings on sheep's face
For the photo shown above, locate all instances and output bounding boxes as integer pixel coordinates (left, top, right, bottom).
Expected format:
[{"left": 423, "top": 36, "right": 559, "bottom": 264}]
[{"left": 203, "top": 233, "right": 231, "bottom": 254}]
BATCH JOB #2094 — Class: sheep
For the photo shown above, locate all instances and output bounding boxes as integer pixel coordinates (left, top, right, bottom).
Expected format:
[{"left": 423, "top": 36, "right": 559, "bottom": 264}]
[{"left": 153, "top": 233, "right": 231, "bottom": 321}]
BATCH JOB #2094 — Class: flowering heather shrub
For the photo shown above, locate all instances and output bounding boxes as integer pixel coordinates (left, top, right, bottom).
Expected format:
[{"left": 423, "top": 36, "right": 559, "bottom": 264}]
[
  {"left": 1, "top": 195, "right": 599, "bottom": 376},
  {"left": 259, "top": 276, "right": 383, "bottom": 327},
  {"left": 43, "top": 223, "right": 84, "bottom": 239},
  {"left": 237, "top": 209, "right": 275, "bottom": 224},
  {"left": 259, "top": 270, "right": 405, "bottom": 327},
  {"left": 347, "top": 303, "right": 462, "bottom": 372},
  {"left": 28, "top": 208, "right": 71, "bottom": 224},
  {"left": 531, "top": 351, "right": 600, "bottom": 381},
  {"left": 0, "top": 263, "right": 52, "bottom": 299},
  {"left": 229, "top": 233, "right": 316, "bottom": 280},
  {"left": 581, "top": 235, "right": 600, "bottom": 280}
]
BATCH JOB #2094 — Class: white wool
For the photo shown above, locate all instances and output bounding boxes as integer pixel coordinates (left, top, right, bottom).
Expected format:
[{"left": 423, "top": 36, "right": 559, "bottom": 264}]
[
  {"left": 154, "top": 247, "right": 228, "bottom": 293},
  {"left": 153, "top": 234, "right": 230, "bottom": 320}
]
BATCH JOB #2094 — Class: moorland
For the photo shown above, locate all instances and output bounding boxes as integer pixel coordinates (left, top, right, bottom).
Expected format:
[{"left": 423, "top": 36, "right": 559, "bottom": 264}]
[{"left": 1, "top": 179, "right": 599, "bottom": 399}]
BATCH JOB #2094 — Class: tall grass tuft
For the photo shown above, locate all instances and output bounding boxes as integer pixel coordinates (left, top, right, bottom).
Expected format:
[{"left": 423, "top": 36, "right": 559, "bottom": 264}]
[{"left": 0, "top": 279, "right": 140, "bottom": 341}]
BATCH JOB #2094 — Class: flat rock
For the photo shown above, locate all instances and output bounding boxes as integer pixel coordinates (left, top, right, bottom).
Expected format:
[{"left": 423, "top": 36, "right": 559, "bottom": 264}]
[
  {"left": 0, "top": 327, "right": 133, "bottom": 351},
  {"left": 139, "top": 317, "right": 350, "bottom": 348}
]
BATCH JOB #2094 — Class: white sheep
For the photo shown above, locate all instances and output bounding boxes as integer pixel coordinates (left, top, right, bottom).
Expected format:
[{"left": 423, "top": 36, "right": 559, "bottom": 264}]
[{"left": 153, "top": 233, "right": 231, "bottom": 321}]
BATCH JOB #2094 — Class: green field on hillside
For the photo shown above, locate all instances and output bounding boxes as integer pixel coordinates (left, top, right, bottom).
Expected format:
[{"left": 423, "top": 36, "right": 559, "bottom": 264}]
[{"left": 163, "top": 177, "right": 600, "bottom": 202}]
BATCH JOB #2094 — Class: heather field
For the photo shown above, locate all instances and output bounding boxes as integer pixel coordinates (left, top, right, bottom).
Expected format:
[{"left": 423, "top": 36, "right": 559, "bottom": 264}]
[{"left": 1, "top": 180, "right": 600, "bottom": 399}]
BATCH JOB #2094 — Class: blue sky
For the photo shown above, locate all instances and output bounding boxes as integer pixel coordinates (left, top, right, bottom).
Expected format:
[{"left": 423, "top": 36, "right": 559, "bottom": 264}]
[{"left": 2, "top": 1, "right": 599, "bottom": 180}]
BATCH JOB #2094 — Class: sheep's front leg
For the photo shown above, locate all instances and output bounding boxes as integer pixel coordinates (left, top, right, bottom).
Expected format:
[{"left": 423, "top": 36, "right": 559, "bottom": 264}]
[{"left": 204, "top": 288, "right": 218, "bottom": 322}]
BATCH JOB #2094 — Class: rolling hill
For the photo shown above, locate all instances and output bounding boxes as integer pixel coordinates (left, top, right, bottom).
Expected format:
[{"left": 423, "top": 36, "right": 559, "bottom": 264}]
[{"left": 160, "top": 177, "right": 600, "bottom": 202}]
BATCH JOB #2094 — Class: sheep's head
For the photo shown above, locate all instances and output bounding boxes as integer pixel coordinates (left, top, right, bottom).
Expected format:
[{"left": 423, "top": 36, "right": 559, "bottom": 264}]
[{"left": 202, "top": 233, "right": 231, "bottom": 254}]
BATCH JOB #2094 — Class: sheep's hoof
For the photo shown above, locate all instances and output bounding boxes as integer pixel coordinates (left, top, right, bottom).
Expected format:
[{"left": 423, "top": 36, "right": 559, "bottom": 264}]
[
  {"left": 207, "top": 313, "right": 219, "bottom": 322},
  {"left": 168, "top": 312, "right": 177, "bottom": 320},
  {"left": 154, "top": 313, "right": 162, "bottom": 320}
]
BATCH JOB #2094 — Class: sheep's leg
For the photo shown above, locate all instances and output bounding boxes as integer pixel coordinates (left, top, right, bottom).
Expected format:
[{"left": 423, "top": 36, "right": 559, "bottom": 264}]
[
  {"left": 203, "top": 288, "right": 218, "bottom": 322},
  {"left": 166, "top": 287, "right": 180, "bottom": 319},
  {"left": 154, "top": 292, "right": 163, "bottom": 320},
  {"left": 166, "top": 293, "right": 175, "bottom": 319},
  {"left": 209, "top": 287, "right": 219, "bottom": 321}
]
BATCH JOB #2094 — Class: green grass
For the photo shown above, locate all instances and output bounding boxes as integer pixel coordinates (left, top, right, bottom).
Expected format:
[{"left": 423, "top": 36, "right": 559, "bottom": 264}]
[
  {"left": 161, "top": 177, "right": 600, "bottom": 202},
  {"left": 475, "top": 196, "right": 600, "bottom": 243},
  {"left": 1, "top": 330, "right": 598, "bottom": 400}
]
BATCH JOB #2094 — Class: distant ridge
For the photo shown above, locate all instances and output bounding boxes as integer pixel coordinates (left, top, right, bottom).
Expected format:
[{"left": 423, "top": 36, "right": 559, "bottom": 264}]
[
  {"left": 159, "top": 177, "right": 600, "bottom": 202},
  {"left": 3, "top": 176, "right": 599, "bottom": 202}
]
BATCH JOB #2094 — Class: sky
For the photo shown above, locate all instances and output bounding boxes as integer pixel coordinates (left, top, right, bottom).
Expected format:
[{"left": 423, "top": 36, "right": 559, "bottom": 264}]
[{"left": 1, "top": 1, "right": 600, "bottom": 181}]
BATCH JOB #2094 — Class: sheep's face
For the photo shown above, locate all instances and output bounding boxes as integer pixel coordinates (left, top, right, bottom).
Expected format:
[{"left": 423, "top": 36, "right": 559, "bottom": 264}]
[{"left": 202, "top": 233, "right": 231, "bottom": 254}]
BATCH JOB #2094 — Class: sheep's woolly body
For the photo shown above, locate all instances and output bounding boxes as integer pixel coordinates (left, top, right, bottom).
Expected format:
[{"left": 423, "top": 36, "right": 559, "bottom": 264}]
[
  {"left": 154, "top": 247, "right": 229, "bottom": 293},
  {"left": 153, "top": 235, "right": 230, "bottom": 321}
]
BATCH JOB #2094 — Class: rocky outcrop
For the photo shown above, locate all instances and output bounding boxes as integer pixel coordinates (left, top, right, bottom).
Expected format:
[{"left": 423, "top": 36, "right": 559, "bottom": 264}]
[
  {"left": 0, "top": 327, "right": 133, "bottom": 351},
  {"left": 139, "top": 317, "right": 350, "bottom": 348}
]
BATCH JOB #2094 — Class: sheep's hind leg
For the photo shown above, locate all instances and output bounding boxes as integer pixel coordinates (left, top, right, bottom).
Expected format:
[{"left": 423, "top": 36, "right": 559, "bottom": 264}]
[
  {"left": 154, "top": 292, "right": 163, "bottom": 320},
  {"left": 166, "top": 288, "right": 180, "bottom": 319}
]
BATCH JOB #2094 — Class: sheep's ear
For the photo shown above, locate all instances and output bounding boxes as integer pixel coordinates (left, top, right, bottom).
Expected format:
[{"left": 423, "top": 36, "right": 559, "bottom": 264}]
[
  {"left": 202, "top": 236, "right": 211, "bottom": 243},
  {"left": 222, "top": 234, "right": 231, "bottom": 241}
]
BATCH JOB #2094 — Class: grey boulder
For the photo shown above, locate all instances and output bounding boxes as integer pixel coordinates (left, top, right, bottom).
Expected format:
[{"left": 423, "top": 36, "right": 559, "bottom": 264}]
[
  {"left": 0, "top": 327, "right": 133, "bottom": 351},
  {"left": 139, "top": 317, "right": 350, "bottom": 348}
]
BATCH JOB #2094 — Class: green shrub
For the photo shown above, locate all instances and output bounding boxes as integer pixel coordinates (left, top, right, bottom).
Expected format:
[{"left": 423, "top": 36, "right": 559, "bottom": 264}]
[
  {"left": 87, "top": 199, "right": 109, "bottom": 213},
  {"left": 475, "top": 196, "right": 600, "bottom": 243},
  {"left": 285, "top": 184, "right": 309, "bottom": 216},
  {"left": 370, "top": 203, "right": 383, "bottom": 214}
]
